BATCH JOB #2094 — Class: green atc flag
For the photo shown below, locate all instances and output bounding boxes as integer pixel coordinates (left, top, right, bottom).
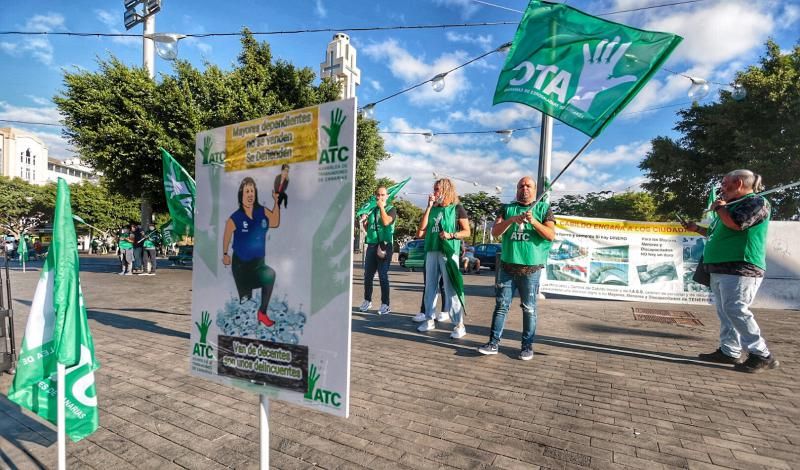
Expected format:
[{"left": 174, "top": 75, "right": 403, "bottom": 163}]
[
  {"left": 494, "top": 0, "right": 682, "bottom": 137},
  {"left": 355, "top": 177, "right": 411, "bottom": 217},
  {"left": 7, "top": 179, "right": 99, "bottom": 442},
  {"left": 161, "top": 148, "right": 196, "bottom": 237}
]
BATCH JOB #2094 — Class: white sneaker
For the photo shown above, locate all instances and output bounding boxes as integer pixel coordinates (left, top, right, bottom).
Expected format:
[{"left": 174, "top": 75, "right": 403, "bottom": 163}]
[
  {"left": 450, "top": 324, "right": 466, "bottom": 339},
  {"left": 436, "top": 311, "right": 450, "bottom": 322},
  {"left": 412, "top": 312, "right": 428, "bottom": 322},
  {"left": 417, "top": 319, "right": 436, "bottom": 332},
  {"left": 358, "top": 300, "right": 372, "bottom": 312},
  {"left": 378, "top": 304, "right": 391, "bottom": 315}
]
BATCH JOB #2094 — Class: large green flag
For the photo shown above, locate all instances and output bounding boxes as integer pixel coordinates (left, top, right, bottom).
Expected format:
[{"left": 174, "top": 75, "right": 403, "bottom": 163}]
[
  {"left": 494, "top": 0, "right": 682, "bottom": 137},
  {"left": 355, "top": 177, "right": 411, "bottom": 217},
  {"left": 161, "top": 148, "right": 196, "bottom": 237},
  {"left": 7, "top": 179, "right": 99, "bottom": 442}
]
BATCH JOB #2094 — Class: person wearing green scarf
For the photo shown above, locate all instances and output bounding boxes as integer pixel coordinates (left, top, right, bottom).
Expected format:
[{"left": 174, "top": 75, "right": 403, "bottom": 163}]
[
  {"left": 477, "top": 177, "right": 555, "bottom": 361},
  {"left": 682, "top": 169, "right": 778, "bottom": 373},
  {"left": 413, "top": 178, "right": 470, "bottom": 339}
]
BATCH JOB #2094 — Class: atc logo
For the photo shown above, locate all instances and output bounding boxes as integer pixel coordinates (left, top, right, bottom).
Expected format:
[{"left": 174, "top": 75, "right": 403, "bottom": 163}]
[
  {"left": 304, "top": 363, "right": 341, "bottom": 408},
  {"left": 192, "top": 311, "right": 214, "bottom": 359},
  {"left": 319, "top": 108, "right": 349, "bottom": 164}
]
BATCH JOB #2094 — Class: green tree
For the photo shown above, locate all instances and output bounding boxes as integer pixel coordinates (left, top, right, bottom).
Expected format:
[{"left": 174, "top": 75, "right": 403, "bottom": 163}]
[
  {"left": 391, "top": 198, "right": 424, "bottom": 243},
  {"left": 640, "top": 41, "right": 800, "bottom": 219},
  {"left": 459, "top": 192, "right": 502, "bottom": 244},
  {"left": 552, "top": 191, "right": 662, "bottom": 221},
  {"left": 0, "top": 177, "right": 50, "bottom": 237},
  {"left": 55, "top": 30, "right": 387, "bottom": 223}
]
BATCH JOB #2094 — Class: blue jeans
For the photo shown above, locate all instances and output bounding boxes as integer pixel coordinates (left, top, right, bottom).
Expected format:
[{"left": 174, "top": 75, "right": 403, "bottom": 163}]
[
  {"left": 423, "top": 251, "right": 462, "bottom": 324},
  {"left": 710, "top": 273, "right": 769, "bottom": 358},
  {"left": 364, "top": 244, "right": 392, "bottom": 305},
  {"left": 490, "top": 265, "right": 542, "bottom": 348}
]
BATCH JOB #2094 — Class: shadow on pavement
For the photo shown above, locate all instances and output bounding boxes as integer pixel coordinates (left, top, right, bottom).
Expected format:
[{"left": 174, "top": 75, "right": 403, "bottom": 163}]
[
  {"left": 576, "top": 322, "right": 701, "bottom": 340},
  {"left": 86, "top": 310, "right": 189, "bottom": 339},
  {"left": 0, "top": 396, "right": 56, "bottom": 469},
  {"left": 352, "top": 310, "right": 728, "bottom": 370}
]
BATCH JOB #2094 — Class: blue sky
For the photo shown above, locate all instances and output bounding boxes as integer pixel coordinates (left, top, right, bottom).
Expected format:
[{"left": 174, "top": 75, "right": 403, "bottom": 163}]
[{"left": 1, "top": 0, "right": 798, "bottom": 207}]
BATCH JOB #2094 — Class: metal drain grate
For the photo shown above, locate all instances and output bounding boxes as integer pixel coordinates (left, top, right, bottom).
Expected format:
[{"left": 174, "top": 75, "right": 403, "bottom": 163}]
[{"left": 632, "top": 308, "right": 703, "bottom": 326}]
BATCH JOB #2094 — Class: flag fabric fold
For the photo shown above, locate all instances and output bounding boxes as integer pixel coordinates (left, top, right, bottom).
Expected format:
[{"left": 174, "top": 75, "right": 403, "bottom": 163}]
[
  {"left": 494, "top": 0, "right": 682, "bottom": 137},
  {"left": 356, "top": 177, "right": 411, "bottom": 217},
  {"left": 161, "top": 148, "right": 196, "bottom": 238},
  {"left": 7, "top": 178, "right": 99, "bottom": 442}
]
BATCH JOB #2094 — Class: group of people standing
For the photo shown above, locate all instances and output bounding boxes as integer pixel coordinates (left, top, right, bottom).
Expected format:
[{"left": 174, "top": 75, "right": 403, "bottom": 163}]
[
  {"left": 357, "top": 169, "right": 778, "bottom": 372},
  {"left": 117, "top": 223, "right": 162, "bottom": 275}
]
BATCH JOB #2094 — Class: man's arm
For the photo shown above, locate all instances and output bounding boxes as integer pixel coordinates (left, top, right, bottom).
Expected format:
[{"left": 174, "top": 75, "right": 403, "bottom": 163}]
[
  {"left": 378, "top": 205, "right": 395, "bottom": 226},
  {"left": 264, "top": 191, "right": 281, "bottom": 228}
]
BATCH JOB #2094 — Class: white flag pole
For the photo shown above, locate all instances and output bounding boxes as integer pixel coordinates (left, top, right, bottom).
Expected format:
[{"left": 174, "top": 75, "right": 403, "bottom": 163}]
[
  {"left": 57, "top": 362, "right": 67, "bottom": 469},
  {"left": 259, "top": 394, "right": 270, "bottom": 469}
]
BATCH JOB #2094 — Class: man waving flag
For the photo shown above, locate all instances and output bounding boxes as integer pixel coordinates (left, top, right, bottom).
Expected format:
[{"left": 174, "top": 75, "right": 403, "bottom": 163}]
[
  {"left": 7, "top": 179, "right": 99, "bottom": 443},
  {"left": 494, "top": 0, "right": 682, "bottom": 137}
]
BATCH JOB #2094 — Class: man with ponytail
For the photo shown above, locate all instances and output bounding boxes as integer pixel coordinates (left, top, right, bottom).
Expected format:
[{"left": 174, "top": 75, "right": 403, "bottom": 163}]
[{"left": 682, "top": 169, "right": 778, "bottom": 373}]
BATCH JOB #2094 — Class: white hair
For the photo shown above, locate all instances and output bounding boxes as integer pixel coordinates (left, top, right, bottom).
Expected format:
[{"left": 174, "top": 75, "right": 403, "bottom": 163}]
[{"left": 726, "top": 169, "right": 763, "bottom": 192}]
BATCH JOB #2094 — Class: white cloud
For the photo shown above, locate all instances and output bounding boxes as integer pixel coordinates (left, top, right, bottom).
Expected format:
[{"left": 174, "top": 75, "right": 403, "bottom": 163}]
[
  {"left": 362, "top": 39, "right": 471, "bottom": 106},
  {"left": 445, "top": 32, "right": 494, "bottom": 50},
  {"left": 95, "top": 9, "right": 139, "bottom": 46},
  {"left": 369, "top": 79, "right": 382, "bottom": 91},
  {"left": 195, "top": 42, "right": 213, "bottom": 55},
  {"left": 776, "top": 4, "right": 800, "bottom": 29},
  {"left": 25, "top": 96, "right": 52, "bottom": 106},
  {"left": 433, "top": 0, "right": 481, "bottom": 19},
  {"left": 0, "top": 101, "right": 62, "bottom": 126},
  {"left": 0, "top": 101, "right": 71, "bottom": 158},
  {"left": 315, "top": 0, "right": 327, "bottom": 18},
  {"left": 25, "top": 13, "right": 65, "bottom": 32},
  {"left": 0, "top": 13, "right": 63, "bottom": 65},
  {"left": 448, "top": 104, "right": 541, "bottom": 128}
]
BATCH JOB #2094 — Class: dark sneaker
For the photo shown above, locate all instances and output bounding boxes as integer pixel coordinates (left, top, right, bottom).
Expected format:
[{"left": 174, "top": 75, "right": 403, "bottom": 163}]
[
  {"left": 735, "top": 354, "right": 779, "bottom": 373},
  {"left": 519, "top": 347, "right": 534, "bottom": 361},
  {"left": 698, "top": 348, "right": 747, "bottom": 365},
  {"left": 478, "top": 342, "right": 498, "bottom": 355}
]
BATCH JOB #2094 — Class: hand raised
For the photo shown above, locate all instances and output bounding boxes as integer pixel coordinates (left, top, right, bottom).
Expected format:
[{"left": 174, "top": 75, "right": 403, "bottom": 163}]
[{"left": 568, "top": 37, "right": 637, "bottom": 113}]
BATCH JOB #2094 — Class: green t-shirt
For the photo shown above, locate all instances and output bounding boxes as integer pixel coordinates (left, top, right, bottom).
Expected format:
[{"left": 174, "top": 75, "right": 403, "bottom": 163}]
[
  {"left": 118, "top": 232, "right": 133, "bottom": 250},
  {"left": 500, "top": 202, "right": 553, "bottom": 266},
  {"left": 364, "top": 205, "right": 396, "bottom": 245},
  {"left": 143, "top": 229, "right": 160, "bottom": 248},
  {"left": 424, "top": 205, "right": 461, "bottom": 253}
]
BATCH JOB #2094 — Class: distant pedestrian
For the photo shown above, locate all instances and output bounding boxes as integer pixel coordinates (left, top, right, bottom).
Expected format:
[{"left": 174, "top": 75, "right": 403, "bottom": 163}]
[
  {"left": 132, "top": 224, "right": 144, "bottom": 274},
  {"left": 682, "top": 169, "right": 778, "bottom": 373},
  {"left": 358, "top": 186, "right": 397, "bottom": 315},
  {"left": 142, "top": 223, "right": 161, "bottom": 275},
  {"left": 117, "top": 226, "right": 134, "bottom": 275},
  {"left": 477, "top": 176, "right": 555, "bottom": 361}
]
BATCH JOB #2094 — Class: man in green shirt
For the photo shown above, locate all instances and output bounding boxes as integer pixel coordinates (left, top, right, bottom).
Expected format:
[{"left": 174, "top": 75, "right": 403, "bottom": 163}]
[
  {"left": 117, "top": 226, "right": 134, "bottom": 275},
  {"left": 142, "top": 223, "right": 161, "bottom": 275},
  {"left": 478, "top": 177, "right": 555, "bottom": 361},
  {"left": 358, "top": 186, "right": 397, "bottom": 315},
  {"left": 683, "top": 169, "right": 778, "bottom": 373}
]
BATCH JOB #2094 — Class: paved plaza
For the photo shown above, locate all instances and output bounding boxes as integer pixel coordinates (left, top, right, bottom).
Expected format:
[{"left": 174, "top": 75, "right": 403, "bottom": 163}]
[{"left": 1, "top": 255, "right": 798, "bottom": 469}]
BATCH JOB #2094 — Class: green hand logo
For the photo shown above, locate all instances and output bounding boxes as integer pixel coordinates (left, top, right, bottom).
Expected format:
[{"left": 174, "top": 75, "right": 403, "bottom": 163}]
[
  {"left": 198, "top": 135, "right": 213, "bottom": 165},
  {"left": 322, "top": 108, "right": 346, "bottom": 147},
  {"left": 304, "top": 364, "right": 320, "bottom": 399},
  {"left": 195, "top": 311, "right": 212, "bottom": 344}
]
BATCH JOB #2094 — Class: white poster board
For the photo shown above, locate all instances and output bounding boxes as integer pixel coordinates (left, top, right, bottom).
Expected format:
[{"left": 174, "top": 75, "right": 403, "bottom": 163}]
[
  {"left": 189, "top": 98, "right": 356, "bottom": 417},
  {"left": 541, "top": 216, "right": 714, "bottom": 304}
]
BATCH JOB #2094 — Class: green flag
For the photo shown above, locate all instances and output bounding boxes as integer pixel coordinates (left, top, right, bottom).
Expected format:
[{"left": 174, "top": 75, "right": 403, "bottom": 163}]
[
  {"left": 355, "top": 177, "right": 411, "bottom": 217},
  {"left": 440, "top": 239, "right": 466, "bottom": 316},
  {"left": 7, "top": 178, "right": 99, "bottom": 442},
  {"left": 18, "top": 234, "right": 28, "bottom": 262},
  {"left": 494, "top": 0, "right": 682, "bottom": 137},
  {"left": 160, "top": 219, "right": 176, "bottom": 245},
  {"left": 161, "top": 148, "right": 196, "bottom": 237}
]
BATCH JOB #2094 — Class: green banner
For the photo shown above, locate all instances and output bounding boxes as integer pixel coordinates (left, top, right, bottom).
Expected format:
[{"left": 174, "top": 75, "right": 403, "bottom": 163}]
[
  {"left": 7, "top": 179, "right": 100, "bottom": 442},
  {"left": 355, "top": 177, "right": 411, "bottom": 217},
  {"left": 494, "top": 0, "right": 682, "bottom": 137},
  {"left": 161, "top": 148, "right": 196, "bottom": 237}
]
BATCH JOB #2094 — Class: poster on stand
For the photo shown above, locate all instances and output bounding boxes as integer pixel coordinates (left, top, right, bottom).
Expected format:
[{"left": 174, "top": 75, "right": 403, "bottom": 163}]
[
  {"left": 189, "top": 98, "right": 356, "bottom": 417},
  {"left": 541, "top": 216, "right": 713, "bottom": 305}
]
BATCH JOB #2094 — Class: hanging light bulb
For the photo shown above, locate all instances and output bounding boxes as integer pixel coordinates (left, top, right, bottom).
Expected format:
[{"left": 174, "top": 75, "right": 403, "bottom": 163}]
[
  {"left": 495, "top": 186, "right": 503, "bottom": 194},
  {"left": 361, "top": 103, "right": 376, "bottom": 119},
  {"left": 423, "top": 132, "right": 434, "bottom": 143},
  {"left": 732, "top": 84, "right": 747, "bottom": 101},
  {"left": 497, "top": 130, "right": 514, "bottom": 144},
  {"left": 431, "top": 73, "right": 447, "bottom": 93},
  {"left": 687, "top": 77, "right": 710, "bottom": 101},
  {"left": 148, "top": 33, "right": 186, "bottom": 61},
  {"left": 497, "top": 41, "right": 513, "bottom": 55},
  {"left": 472, "top": 181, "right": 479, "bottom": 187},
  {"left": 432, "top": 172, "right": 439, "bottom": 180}
]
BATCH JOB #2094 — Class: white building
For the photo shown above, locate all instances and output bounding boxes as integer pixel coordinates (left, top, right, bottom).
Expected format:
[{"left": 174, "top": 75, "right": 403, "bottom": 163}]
[
  {"left": 0, "top": 127, "right": 49, "bottom": 185},
  {"left": 320, "top": 33, "right": 361, "bottom": 100},
  {"left": 47, "top": 157, "right": 98, "bottom": 184}
]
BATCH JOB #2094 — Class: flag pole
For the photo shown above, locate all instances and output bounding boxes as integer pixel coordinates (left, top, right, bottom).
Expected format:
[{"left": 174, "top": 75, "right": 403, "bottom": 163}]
[
  {"left": 532, "top": 137, "right": 595, "bottom": 206},
  {"left": 57, "top": 362, "right": 66, "bottom": 469},
  {"left": 259, "top": 394, "right": 270, "bottom": 469}
]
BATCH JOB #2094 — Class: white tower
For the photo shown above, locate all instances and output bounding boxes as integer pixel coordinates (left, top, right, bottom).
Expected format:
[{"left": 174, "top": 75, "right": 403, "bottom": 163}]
[{"left": 320, "top": 33, "right": 361, "bottom": 100}]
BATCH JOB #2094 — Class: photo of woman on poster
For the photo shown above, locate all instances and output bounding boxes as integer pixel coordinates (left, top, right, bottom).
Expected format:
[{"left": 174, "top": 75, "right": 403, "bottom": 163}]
[{"left": 222, "top": 176, "right": 281, "bottom": 327}]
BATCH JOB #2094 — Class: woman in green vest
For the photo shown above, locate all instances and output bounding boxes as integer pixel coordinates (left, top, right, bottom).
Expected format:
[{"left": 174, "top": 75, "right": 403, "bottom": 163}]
[
  {"left": 413, "top": 178, "right": 470, "bottom": 339},
  {"left": 682, "top": 169, "right": 778, "bottom": 373}
]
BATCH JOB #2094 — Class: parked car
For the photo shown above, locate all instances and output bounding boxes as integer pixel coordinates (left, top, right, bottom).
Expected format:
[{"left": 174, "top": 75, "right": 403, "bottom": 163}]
[
  {"left": 473, "top": 243, "right": 501, "bottom": 270},
  {"left": 398, "top": 239, "right": 425, "bottom": 270}
]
